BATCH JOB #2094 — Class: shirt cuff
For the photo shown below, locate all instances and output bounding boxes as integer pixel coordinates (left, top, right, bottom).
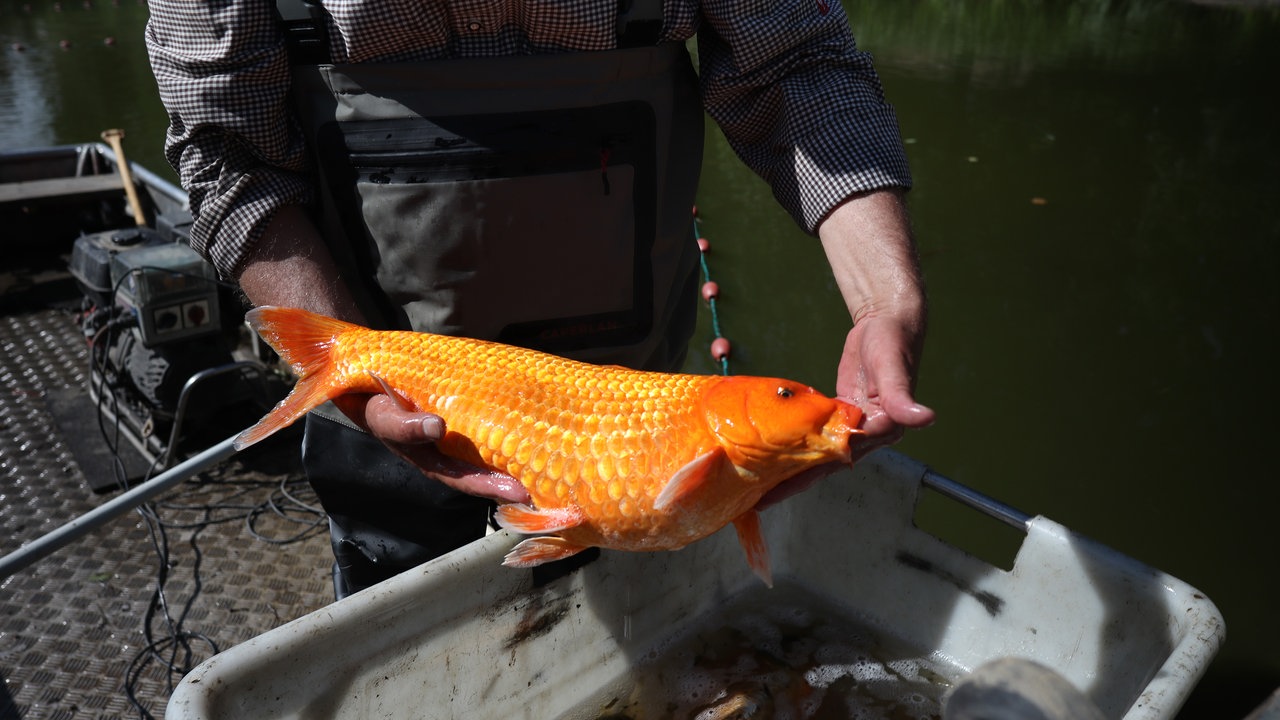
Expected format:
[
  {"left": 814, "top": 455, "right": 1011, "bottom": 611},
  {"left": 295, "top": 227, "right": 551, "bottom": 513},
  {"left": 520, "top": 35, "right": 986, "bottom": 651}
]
[
  {"left": 184, "top": 147, "right": 313, "bottom": 281},
  {"left": 785, "top": 103, "right": 913, "bottom": 234}
]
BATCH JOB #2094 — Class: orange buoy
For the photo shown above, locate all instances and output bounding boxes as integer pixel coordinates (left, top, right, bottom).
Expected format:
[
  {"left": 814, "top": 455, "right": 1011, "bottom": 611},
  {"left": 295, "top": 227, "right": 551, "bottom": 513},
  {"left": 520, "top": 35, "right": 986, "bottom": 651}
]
[
  {"left": 696, "top": 237, "right": 710, "bottom": 253},
  {"left": 701, "top": 281, "right": 719, "bottom": 302}
]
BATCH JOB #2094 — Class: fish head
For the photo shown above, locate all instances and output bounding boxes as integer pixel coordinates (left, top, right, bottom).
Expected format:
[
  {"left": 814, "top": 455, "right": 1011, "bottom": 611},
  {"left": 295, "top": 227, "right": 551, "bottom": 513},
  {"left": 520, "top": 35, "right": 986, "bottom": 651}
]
[{"left": 701, "top": 376, "right": 864, "bottom": 477}]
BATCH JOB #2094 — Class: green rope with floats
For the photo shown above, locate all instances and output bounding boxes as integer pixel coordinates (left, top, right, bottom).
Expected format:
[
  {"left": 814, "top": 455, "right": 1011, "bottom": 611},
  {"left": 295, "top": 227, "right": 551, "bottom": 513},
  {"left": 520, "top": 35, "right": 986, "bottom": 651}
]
[{"left": 692, "top": 207, "right": 731, "bottom": 376}]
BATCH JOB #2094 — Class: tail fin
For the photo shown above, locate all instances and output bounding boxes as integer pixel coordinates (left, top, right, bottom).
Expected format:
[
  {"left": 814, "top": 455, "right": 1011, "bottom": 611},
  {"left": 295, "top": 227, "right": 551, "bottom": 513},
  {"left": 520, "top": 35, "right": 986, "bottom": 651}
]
[{"left": 234, "top": 306, "right": 358, "bottom": 450}]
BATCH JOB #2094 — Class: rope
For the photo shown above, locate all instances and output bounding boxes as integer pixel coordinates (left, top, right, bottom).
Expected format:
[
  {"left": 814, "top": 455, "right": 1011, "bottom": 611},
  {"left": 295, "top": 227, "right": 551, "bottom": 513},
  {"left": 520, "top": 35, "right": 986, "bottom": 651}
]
[{"left": 692, "top": 206, "right": 731, "bottom": 376}]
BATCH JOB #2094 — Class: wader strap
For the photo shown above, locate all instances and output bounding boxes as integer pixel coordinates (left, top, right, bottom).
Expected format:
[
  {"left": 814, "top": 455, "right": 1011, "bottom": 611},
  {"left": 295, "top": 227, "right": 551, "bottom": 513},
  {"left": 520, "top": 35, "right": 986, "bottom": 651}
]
[
  {"left": 617, "top": 0, "right": 663, "bottom": 48},
  {"left": 276, "top": 0, "right": 331, "bottom": 64},
  {"left": 275, "top": 0, "right": 664, "bottom": 64}
]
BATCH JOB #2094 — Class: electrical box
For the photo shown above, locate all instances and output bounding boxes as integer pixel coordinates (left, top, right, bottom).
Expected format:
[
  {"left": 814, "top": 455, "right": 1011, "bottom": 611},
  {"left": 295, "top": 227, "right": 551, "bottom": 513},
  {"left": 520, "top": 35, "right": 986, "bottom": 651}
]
[{"left": 110, "top": 243, "right": 221, "bottom": 347}]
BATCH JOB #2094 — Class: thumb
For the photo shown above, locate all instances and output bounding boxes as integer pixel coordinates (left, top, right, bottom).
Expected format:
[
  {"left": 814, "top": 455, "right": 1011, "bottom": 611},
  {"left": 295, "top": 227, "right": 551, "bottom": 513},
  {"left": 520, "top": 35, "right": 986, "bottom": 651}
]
[{"left": 362, "top": 393, "right": 447, "bottom": 444}]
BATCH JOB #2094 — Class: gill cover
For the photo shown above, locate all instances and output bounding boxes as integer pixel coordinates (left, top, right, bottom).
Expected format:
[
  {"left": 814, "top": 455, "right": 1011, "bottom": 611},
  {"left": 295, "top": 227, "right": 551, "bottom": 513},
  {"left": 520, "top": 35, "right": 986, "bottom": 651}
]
[{"left": 701, "top": 377, "right": 846, "bottom": 466}]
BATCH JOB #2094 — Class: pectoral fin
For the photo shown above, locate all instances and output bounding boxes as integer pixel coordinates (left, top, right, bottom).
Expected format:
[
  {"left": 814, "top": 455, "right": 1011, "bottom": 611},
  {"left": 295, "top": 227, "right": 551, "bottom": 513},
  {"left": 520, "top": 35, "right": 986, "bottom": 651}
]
[
  {"left": 654, "top": 448, "right": 727, "bottom": 511},
  {"left": 733, "top": 510, "right": 773, "bottom": 588},
  {"left": 503, "top": 536, "right": 591, "bottom": 568},
  {"left": 495, "top": 503, "right": 584, "bottom": 534}
]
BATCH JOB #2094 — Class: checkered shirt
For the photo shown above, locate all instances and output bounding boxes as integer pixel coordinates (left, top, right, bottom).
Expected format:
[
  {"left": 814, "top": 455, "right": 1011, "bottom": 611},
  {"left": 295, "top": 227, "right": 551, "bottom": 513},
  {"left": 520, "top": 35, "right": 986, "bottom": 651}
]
[{"left": 145, "top": 0, "right": 912, "bottom": 280}]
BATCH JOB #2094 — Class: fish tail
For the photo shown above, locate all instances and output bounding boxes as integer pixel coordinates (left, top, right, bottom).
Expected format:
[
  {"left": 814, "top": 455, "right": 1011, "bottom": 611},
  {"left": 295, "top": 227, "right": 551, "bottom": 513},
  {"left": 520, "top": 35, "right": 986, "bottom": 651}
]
[{"left": 234, "top": 306, "right": 358, "bottom": 450}]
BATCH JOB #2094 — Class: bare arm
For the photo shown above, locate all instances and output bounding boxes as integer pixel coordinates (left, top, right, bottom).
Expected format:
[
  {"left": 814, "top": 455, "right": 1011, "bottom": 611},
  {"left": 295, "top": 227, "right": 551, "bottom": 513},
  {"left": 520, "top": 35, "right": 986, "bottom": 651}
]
[{"left": 237, "top": 204, "right": 364, "bottom": 320}]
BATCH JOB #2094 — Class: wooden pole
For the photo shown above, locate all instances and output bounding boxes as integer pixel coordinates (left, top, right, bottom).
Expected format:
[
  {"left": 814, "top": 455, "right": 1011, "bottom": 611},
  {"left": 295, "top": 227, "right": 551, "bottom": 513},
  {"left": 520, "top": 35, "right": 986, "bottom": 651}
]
[{"left": 100, "top": 128, "right": 148, "bottom": 226}]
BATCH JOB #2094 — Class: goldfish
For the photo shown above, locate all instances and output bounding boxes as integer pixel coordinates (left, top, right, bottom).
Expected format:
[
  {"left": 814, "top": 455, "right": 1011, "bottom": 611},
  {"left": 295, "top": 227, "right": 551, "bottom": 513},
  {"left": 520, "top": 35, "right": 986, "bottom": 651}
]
[{"left": 234, "top": 306, "right": 864, "bottom": 585}]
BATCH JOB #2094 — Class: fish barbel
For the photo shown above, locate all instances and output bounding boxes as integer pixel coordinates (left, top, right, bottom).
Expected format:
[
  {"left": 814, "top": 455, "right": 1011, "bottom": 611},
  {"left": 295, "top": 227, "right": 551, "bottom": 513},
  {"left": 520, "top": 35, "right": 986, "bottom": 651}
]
[{"left": 235, "top": 306, "right": 864, "bottom": 584}]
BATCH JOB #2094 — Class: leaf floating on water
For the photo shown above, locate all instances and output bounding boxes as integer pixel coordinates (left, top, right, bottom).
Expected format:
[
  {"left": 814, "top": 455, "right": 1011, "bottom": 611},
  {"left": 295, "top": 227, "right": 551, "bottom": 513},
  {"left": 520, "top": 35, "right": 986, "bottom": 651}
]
[{"left": 1031, "top": 197, "right": 1048, "bottom": 205}]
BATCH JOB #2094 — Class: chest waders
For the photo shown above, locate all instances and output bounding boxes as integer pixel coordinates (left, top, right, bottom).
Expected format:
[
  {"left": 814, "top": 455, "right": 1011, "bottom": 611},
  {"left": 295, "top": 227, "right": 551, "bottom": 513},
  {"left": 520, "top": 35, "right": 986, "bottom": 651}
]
[{"left": 275, "top": 1, "right": 705, "bottom": 596}]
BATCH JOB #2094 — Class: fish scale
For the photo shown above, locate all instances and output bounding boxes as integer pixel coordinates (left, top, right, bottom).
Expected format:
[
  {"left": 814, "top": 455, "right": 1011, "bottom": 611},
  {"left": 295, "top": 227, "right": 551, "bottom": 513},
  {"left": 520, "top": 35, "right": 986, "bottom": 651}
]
[{"left": 235, "top": 306, "right": 863, "bottom": 584}]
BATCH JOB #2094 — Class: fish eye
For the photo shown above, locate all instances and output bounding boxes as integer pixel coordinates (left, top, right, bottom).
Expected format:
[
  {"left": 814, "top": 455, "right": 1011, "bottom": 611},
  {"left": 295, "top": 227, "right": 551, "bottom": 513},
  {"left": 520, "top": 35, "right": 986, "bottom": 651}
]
[{"left": 776, "top": 386, "right": 793, "bottom": 399}]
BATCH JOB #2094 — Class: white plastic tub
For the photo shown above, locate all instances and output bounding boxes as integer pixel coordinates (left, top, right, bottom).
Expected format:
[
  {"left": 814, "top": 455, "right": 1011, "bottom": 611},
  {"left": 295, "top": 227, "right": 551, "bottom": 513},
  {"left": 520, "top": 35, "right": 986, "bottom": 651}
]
[{"left": 167, "top": 450, "right": 1224, "bottom": 719}]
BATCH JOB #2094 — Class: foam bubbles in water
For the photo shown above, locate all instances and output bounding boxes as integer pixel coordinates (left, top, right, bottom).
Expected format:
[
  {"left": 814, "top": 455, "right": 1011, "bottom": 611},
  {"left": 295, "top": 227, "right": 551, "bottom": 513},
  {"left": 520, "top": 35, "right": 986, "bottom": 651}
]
[{"left": 564, "top": 583, "right": 957, "bottom": 720}]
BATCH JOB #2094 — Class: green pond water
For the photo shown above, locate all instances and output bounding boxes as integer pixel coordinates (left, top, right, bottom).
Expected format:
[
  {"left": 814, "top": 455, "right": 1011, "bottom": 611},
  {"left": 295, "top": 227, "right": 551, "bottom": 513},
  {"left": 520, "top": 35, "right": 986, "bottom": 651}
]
[{"left": 3, "top": 1, "right": 1278, "bottom": 716}]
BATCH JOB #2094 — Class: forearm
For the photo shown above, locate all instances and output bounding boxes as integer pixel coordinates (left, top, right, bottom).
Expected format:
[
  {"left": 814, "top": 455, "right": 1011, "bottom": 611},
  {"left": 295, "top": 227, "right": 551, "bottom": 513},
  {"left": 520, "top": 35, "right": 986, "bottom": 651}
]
[
  {"left": 236, "top": 204, "right": 364, "bottom": 322},
  {"left": 817, "top": 189, "right": 925, "bottom": 330}
]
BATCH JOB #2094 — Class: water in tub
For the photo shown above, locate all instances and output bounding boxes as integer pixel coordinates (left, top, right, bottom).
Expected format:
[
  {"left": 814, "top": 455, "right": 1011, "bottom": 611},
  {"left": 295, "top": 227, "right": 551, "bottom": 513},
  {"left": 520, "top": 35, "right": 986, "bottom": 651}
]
[{"left": 568, "top": 583, "right": 956, "bottom": 720}]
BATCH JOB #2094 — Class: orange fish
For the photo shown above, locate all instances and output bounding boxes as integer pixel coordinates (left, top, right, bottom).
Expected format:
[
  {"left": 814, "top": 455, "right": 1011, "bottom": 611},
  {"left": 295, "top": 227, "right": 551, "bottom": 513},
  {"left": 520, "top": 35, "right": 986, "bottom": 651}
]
[{"left": 235, "top": 306, "right": 864, "bottom": 584}]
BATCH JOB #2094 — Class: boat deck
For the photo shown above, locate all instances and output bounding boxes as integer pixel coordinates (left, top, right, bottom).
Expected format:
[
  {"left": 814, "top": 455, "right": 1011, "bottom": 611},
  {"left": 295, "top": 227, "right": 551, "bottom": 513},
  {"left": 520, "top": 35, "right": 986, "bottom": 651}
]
[{"left": 0, "top": 307, "right": 335, "bottom": 719}]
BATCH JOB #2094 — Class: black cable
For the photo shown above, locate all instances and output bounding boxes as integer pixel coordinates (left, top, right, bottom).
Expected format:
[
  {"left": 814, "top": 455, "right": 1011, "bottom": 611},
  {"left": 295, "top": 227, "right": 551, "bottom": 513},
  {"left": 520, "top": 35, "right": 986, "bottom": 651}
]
[{"left": 78, "top": 265, "right": 323, "bottom": 718}]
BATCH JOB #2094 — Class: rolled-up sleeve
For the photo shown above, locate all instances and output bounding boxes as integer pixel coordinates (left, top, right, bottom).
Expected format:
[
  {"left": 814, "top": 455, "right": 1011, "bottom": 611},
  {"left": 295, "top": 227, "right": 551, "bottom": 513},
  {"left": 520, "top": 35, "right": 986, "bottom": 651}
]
[
  {"left": 696, "top": 1, "right": 911, "bottom": 233},
  {"left": 145, "top": 0, "right": 314, "bottom": 280}
]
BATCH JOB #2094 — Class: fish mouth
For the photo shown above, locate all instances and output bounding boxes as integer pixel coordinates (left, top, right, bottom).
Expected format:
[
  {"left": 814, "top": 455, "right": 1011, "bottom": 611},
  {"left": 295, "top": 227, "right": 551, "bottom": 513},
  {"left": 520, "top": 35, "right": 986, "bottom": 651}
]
[{"left": 824, "top": 402, "right": 867, "bottom": 462}]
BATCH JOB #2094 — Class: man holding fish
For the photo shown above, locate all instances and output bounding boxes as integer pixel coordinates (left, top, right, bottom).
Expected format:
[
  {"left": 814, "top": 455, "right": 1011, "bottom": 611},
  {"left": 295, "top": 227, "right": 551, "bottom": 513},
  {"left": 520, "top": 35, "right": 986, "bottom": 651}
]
[{"left": 146, "top": 0, "right": 934, "bottom": 596}]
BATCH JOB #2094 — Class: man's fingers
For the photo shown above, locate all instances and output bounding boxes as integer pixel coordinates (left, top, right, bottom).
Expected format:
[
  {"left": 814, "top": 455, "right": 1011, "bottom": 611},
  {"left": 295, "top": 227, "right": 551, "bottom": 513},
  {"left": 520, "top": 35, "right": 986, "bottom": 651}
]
[
  {"left": 871, "top": 365, "right": 935, "bottom": 429},
  {"left": 884, "top": 395, "right": 936, "bottom": 428},
  {"left": 363, "top": 393, "right": 445, "bottom": 443},
  {"left": 337, "top": 392, "right": 530, "bottom": 504},
  {"left": 396, "top": 444, "right": 531, "bottom": 504},
  {"left": 853, "top": 320, "right": 935, "bottom": 431}
]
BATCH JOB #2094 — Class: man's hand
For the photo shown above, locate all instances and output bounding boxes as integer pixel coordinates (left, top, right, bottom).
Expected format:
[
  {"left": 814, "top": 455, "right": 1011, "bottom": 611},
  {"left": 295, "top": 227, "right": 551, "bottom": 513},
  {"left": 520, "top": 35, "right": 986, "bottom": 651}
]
[
  {"left": 757, "top": 189, "right": 934, "bottom": 510},
  {"left": 819, "top": 188, "right": 935, "bottom": 442},
  {"left": 333, "top": 393, "right": 531, "bottom": 504},
  {"left": 835, "top": 312, "right": 935, "bottom": 443}
]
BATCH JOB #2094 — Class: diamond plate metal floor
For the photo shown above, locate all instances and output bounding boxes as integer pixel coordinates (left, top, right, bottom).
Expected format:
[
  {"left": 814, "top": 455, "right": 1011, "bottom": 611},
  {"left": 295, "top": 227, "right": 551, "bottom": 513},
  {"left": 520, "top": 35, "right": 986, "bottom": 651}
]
[{"left": 0, "top": 309, "right": 335, "bottom": 719}]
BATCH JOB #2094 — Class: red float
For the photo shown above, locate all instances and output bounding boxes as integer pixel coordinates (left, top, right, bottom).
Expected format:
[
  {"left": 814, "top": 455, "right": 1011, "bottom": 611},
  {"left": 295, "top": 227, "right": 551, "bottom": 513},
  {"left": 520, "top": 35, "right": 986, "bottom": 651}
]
[
  {"left": 710, "top": 337, "right": 731, "bottom": 361},
  {"left": 700, "top": 281, "right": 719, "bottom": 302}
]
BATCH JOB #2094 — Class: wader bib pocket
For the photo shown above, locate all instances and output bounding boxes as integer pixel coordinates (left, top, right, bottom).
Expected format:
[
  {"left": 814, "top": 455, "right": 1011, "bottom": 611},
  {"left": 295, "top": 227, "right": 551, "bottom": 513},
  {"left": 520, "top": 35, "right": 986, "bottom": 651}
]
[
  {"left": 317, "top": 103, "right": 656, "bottom": 353},
  {"left": 290, "top": 45, "right": 704, "bottom": 371}
]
